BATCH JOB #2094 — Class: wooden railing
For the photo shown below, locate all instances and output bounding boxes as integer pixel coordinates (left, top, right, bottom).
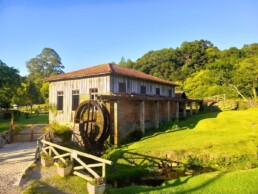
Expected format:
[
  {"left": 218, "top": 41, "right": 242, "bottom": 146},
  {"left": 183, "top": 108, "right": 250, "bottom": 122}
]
[
  {"left": 36, "top": 130, "right": 112, "bottom": 182},
  {"left": 204, "top": 94, "right": 226, "bottom": 101}
]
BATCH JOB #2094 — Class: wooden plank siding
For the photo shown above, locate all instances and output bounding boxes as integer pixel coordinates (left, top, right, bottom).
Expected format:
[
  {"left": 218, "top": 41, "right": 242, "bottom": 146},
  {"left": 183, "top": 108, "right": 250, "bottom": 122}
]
[
  {"left": 49, "top": 75, "right": 110, "bottom": 124},
  {"left": 110, "top": 75, "right": 175, "bottom": 97},
  {"left": 49, "top": 74, "right": 176, "bottom": 125}
]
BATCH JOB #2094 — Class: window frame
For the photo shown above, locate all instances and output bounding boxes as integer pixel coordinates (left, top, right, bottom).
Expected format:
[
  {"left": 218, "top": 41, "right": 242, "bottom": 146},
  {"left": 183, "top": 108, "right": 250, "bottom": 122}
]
[
  {"left": 140, "top": 85, "right": 146, "bottom": 95},
  {"left": 89, "top": 88, "right": 98, "bottom": 101},
  {"left": 118, "top": 82, "right": 126, "bottom": 93},
  {"left": 57, "top": 91, "right": 63, "bottom": 111},
  {"left": 168, "top": 89, "right": 172, "bottom": 97},
  {"left": 72, "top": 90, "right": 80, "bottom": 111},
  {"left": 156, "top": 88, "right": 160, "bottom": 96}
]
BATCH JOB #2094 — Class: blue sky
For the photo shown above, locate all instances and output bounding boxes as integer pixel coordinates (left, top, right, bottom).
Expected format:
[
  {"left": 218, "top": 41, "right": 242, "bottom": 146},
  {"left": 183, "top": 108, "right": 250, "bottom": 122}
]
[{"left": 1, "top": 0, "right": 258, "bottom": 76}]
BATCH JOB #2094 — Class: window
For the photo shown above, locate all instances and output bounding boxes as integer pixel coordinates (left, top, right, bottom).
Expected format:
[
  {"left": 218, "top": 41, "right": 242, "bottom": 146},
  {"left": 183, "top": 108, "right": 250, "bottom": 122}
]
[
  {"left": 57, "top": 91, "right": 63, "bottom": 110},
  {"left": 89, "top": 88, "right": 98, "bottom": 101},
  {"left": 140, "top": 86, "right": 146, "bottom": 95},
  {"left": 156, "top": 88, "right": 160, "bottom": 96},
  {"left": 168, "top": 89, "right": 172, "bottom": 97},
  {"left": 72, "top": 90, "right": 79, "bottom": 111},
  {"left": 119, "top": 82, "right": 126, "bottom": 93}
]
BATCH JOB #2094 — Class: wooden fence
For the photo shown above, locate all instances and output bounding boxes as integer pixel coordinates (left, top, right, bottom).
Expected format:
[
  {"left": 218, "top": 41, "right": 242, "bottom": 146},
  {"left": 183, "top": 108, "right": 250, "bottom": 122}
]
[
  {"left": 12, "top": 124, "right": 47, "bottom": 142},
  {"left": 0, "top": 124, "right": 48, "bottom": 148},
  {"left": 36, "top": 130, "right": 112, "bottom": 182}
]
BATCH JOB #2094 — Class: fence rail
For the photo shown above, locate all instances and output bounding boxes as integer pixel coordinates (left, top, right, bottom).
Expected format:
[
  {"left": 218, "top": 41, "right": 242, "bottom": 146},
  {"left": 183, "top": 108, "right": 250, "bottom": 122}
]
[
  {"left": 36, "top": 131, "right": 112, "bottom": 182},
  {"left": 204, "top": 94, "right": 226, "bottom": 101}
]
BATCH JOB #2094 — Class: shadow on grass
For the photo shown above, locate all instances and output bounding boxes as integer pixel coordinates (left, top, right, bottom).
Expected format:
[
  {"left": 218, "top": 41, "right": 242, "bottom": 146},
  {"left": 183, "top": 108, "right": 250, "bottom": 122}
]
[
  {"left": 23, "top": 179, "right": 67, "bottom": 194},
  {"left": 108, "top": 171, "right": 228, "bottom": 194},
  {"left": 107, "top": 149, "right": 216, "bottom": 188},
  {"left": 139, "top": 111, "right": 220, "bottom": 142}
]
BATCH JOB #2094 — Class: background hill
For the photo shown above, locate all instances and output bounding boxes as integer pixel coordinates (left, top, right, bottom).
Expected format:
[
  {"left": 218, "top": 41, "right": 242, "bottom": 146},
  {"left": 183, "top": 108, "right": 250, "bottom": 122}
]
[{"left": 118, "top": 40, "right": 258, "bottom": 100}]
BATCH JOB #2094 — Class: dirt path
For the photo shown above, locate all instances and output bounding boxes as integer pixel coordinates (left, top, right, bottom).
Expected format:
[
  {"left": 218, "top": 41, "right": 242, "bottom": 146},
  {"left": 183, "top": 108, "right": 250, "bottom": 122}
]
[{"left": 0, "top": 142, "right": 36, "bottom": 194}]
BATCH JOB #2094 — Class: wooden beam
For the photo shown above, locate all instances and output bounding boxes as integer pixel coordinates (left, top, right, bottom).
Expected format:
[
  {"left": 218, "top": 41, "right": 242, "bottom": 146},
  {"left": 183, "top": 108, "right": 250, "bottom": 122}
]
[
  {"left": 155, "top": 101, "right": 159, "bottom": 129},
  {"left": 176, "top": 101, "right": 179, "bottom": 119},
  {"left": 195, "top": 102, "right": 199, "bottom": 114},
  {"left": 190, "top": 102, "right": 193, "bottom": 116},
  {"left": 74, "top": 163, "right": 103, "bottom": 170},
  {"left": 41, "top": 140, "right": 112, "bottom": 165},
  {"left": 74, "top": 157, "right": 100, "bottom": 179},
  {"left": 102, "top": 163, "right": 106, "bottom": 178},
  {"left": 140, "top": 101, "right": 145, "bottom": 134},
  {"left": 183, "top": 102, "right": 187, "bottom": 119},
  {"left": 167, "top": 101, "right": 170, "bottom": 121},
  {"left": 73, "top": 171, "right": 93, "bottom": 182},
  {"left": 53, "top": 153, "right": 70, "bottom": 160},
  {"left": 114, "top": 102, "right": 119, "bottom": 147}
]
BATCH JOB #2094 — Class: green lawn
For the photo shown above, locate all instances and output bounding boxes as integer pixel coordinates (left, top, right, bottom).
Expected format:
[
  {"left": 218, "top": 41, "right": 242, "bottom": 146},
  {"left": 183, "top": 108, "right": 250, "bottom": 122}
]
[
  {"left": 21, "top": 109, "right": 258, "bottom": 193},
  {"left": 23, "top": 175, "right": 87, "bottom": 194},
  {"left": 107, "top": 109, "right": 258, "bottom": 170},
  {"left": 0, "top": 113, "right": 49, "bottom": 132},
  {"left": 108, "top": 167, "right": 258, "bottom": 194},
  {"left": 105, "top": 108, "right": 258, "bottom": 193}
]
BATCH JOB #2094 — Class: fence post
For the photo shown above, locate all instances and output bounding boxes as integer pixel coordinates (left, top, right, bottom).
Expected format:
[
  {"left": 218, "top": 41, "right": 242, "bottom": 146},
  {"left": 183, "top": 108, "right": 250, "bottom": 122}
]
[
  {"left": 31, "top": 125, "right": 34, "bottom": 142},
  {"left": 102, "top": 163, "right": 106, "bottom": 178}
]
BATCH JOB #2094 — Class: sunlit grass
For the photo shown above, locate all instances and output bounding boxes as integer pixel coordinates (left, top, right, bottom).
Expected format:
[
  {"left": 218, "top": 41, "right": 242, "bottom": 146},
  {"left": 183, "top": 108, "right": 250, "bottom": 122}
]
[
  {"left": 0, "top": 114, "right": 48, "bottom": 132},
  {"left": 123, "top": 109, "right": 258, "bottom": 165},
  {"left": 23, "top": 175, "right": 87, "bottom": 194}
]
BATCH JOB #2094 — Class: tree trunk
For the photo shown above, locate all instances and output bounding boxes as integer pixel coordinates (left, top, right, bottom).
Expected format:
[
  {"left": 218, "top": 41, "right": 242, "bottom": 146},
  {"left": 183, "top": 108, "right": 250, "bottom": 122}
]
[
  {"left": 30, "top": 104, "right": 33, "bottom": 115},
  {"left": 228, "top": 84, "right": 248, "bottom": 101},
  {"left": 252, "top": 87, "right": 257, "bottom": 100}
]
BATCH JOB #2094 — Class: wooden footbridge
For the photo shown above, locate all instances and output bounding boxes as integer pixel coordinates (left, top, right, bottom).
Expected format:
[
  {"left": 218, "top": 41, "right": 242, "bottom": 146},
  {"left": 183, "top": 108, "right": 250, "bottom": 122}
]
[{"left": 203, "top": 94, "right": 226, "bottom": 103}]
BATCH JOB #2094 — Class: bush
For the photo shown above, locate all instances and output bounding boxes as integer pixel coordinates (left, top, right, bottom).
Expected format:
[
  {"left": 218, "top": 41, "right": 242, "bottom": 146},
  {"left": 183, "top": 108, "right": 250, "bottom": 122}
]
[
  {"left": 2, "top": 111, "right": 11, "bottom": 119},
  {"left": 218, "top": 100, "right": 238, "bottom": 111},
  {"left": 124, "top": 130, "right": 143, "bottom": 143},
  {"left": 23, "top": 112, "right": 29, "bottom": 119},
  {"left": 51, "top": 123, "right": 72, "bottom": 143},
  {"left": 237, "top": 101, "right": 249, "bottom": 110}
]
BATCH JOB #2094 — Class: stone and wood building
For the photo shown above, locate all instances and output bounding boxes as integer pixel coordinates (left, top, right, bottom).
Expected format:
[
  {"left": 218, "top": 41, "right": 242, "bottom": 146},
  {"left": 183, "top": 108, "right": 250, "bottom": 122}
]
[{"left": 45, "top": 63, "right": 201, "bottom": 147}]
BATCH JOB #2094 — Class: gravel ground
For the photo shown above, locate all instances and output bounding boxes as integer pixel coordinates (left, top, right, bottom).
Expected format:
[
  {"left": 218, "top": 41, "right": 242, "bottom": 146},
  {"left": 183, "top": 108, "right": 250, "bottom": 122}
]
[{"left": 0, "top": 142, "right": 36, "bottom": 194}]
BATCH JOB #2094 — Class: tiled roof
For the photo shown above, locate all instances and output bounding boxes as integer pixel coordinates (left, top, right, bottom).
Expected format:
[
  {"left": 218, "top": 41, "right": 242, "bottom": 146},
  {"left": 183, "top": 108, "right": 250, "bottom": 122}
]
[{"left": 45, "top": 63, "right": 178, "bottom": 86}]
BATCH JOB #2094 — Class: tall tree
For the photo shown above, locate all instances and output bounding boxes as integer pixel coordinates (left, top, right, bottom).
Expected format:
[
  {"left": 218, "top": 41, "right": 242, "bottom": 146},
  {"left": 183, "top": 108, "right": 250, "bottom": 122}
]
[
  {"left": 234, "top": 57, "right": 258, "bottom": 99},
  {"left": 26, "top": 48, "right": 64, "bottom": 84},
  {"left": 0, "top": 60, "right": 21, "bottom": 108},
  {"left": 26, "top": 48, "right": 64, "bottom": 104}
]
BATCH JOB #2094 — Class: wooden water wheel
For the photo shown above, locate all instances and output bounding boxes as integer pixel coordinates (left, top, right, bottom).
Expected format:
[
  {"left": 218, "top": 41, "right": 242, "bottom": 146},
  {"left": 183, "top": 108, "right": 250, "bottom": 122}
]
[{"left": 74, "top": 100, "right": 110, "bottom": 151}]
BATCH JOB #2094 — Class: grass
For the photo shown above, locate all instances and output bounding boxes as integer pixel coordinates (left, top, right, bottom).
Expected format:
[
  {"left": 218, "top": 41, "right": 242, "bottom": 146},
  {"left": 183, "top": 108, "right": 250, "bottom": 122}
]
[
  {"left": 21, "top": 108, "right": 258, "bottom": 193},
  {"left": 104, "top": 108, "right": 258, "bottom": 190},
  {"left": 0, "top": 113, "right": 49, "bottom": 132},
  {"left": 107, "top": 109, "right": 258, "bottom": 171},
  {"left": 130, "top": 109, "right": 258, "bottom": 156},
  {"left": 108, "top": 167, "right": 258, "bottom": 194},
  {"left": 23, "top": 175, "right": 87, "bottom": 194}
]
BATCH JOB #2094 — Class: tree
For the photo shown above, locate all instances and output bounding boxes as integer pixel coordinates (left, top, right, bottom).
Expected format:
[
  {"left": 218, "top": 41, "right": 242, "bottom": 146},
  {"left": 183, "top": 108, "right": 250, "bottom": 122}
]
[
  {"left": 26, "top": 48, "right": 64, "bottom": 104},
  {"left": 40, "top": 82, "right": 49, "bottom": 103},
  {"left": 0, "top": 60, "right": 21, "bottom": 108},
  {"left": 26, "top": 48, "right": 64, "bottom": 86},
  {"left": 233, "top": 57, "right": 258, "bottom": 99},
  {"left": 12, "top": 81, "right": 40, "bottom": 114}
]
